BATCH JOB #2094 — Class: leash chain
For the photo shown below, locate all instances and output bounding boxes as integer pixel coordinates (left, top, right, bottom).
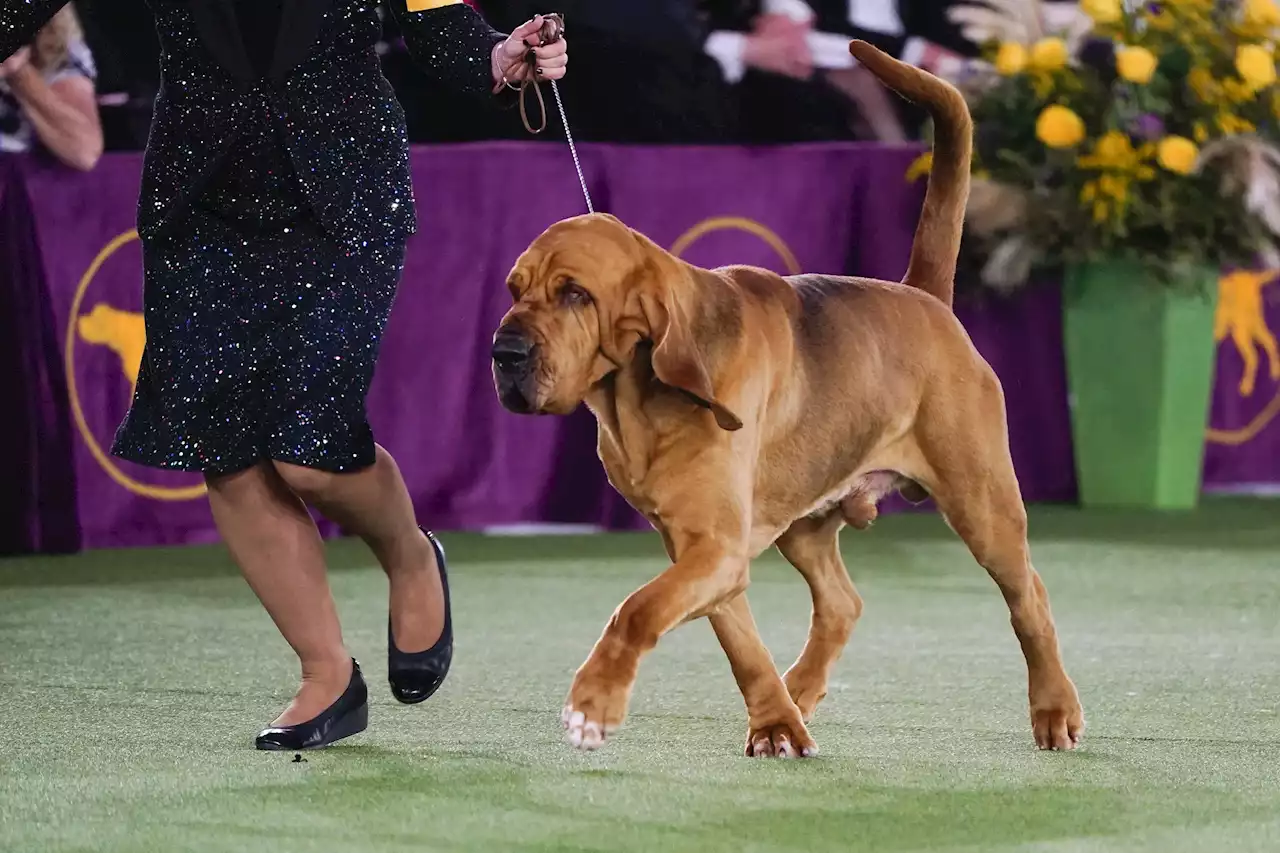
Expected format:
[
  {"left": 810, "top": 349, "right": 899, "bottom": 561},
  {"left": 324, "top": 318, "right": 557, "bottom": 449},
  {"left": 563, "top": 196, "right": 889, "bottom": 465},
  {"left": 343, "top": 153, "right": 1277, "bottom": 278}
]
[
  {"left": 502, "top": 13, "right": 593, "bottom": 214},
  {"left": 548, "top": 79, "right": 593, "bottom": 214}
]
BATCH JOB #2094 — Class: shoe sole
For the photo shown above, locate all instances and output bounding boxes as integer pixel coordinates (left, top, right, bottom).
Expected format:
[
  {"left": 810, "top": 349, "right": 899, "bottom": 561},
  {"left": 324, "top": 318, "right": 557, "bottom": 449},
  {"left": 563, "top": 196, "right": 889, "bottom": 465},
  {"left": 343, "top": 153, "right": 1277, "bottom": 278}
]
[{"left": 255, "top": 702, "right": 369, "bottom": 751}]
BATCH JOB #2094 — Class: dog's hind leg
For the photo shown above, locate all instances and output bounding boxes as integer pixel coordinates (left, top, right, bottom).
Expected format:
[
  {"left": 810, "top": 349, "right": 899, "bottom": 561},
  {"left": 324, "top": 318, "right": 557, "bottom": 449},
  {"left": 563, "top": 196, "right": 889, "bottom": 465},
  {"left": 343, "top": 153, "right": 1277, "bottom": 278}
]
[
  {"left": 709, "top": 592, "right": 817, "bottom": 757},
  {"left": 918, "top": 378, "right": 1084, "bottom": 751},
  {"left": 775, "top": 512, "right": 864, "bottom": 722}
]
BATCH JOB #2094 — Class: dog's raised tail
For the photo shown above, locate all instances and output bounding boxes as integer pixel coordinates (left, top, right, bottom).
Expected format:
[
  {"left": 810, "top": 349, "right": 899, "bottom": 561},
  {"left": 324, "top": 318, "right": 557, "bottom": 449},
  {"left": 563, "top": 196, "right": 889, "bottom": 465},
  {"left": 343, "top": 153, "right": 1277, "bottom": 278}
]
[{"left": 849, "top": 40, "right": 971, "bottom": 309}]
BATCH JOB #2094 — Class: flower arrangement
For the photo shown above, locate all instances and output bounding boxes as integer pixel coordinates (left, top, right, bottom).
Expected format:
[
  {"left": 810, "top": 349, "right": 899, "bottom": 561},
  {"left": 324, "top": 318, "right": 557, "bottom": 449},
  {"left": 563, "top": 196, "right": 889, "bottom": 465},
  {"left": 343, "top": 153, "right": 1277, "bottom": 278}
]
[{"left": 915, "top": 0, "right": 1280, "bottom": 291}]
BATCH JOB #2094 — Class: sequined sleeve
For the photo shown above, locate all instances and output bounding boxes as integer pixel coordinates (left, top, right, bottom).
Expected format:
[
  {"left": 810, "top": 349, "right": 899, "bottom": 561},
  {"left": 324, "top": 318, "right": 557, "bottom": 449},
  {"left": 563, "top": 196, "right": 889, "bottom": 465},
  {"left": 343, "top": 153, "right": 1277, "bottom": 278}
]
[
  {"left": 1, "top": 0, "right": 68, "bottom": 61},
  {"left": 385, "top": 1, "right": 506, "bottom": 98}
]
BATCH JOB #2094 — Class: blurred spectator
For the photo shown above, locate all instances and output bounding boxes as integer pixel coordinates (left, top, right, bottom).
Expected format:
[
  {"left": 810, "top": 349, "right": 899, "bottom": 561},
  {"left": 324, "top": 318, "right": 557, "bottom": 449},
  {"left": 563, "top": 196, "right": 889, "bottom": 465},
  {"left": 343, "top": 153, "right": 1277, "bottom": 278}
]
[
  {"left": 12, "top": 0, "right": 984, "bottom": 152},
  {"left": 0, "top": 5, "right": 103, "bottom": 170},
  {"left": 474, "top": 0, "right": 886, "bottom": 144},
  {"left": 705, "top": 0, "right": 871, "bottom": 143},
  {"left": 469, "top": 0, "right": 983, "bottom": 144},
  {"left": 73, "top": 0, "right": 160, "bottom": 151},
  {"left": 473, "top": 0, "right": 740, "bottom": 143},
  {"left": 817, "top": 0, "right": 982, "bottom": 138}
]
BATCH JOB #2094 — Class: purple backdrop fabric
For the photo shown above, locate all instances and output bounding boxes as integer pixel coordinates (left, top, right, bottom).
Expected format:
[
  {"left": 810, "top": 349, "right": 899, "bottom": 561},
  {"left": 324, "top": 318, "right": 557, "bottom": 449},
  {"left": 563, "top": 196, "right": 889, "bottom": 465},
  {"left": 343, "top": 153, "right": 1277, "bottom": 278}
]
[
  {"left": 0, "top": 157, "right": 80, "bottom": 555},
  {"left": 6, "top": 143, "right": 1280, "bottom": 552}
]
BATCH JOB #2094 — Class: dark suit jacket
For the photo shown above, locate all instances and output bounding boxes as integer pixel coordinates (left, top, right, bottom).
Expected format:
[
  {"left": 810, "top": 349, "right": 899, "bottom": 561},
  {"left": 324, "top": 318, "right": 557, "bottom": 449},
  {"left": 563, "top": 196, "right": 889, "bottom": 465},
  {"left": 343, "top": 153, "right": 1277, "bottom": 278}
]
[{"left": 0, "top": 0, "right": 507, "bottom": 245}]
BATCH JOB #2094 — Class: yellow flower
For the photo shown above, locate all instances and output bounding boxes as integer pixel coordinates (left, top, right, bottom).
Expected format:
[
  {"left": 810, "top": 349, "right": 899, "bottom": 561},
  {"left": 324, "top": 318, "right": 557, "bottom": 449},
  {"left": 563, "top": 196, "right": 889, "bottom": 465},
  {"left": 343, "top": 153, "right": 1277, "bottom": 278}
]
[
  {"left": 1116, "top": 46, "right": 1158, "bottom": 84},
  {"left": 1036, "top": 105, "right": 1086, "bottom": 148},
  {"left": 905, "top": 151, "right": 932, "bottom": 182},
  {"left": 1222, "top": 78, "right": 1259, "bottom": 102},
  {"left": 1243, "top": 0, "right": 1280, "bottom": 28},
  {"left": 1094, "top": 131, "right": 1131, "bottom": 163},
  {"left": 1080, "top": 177, "right": 1128, "bottom": 224},
  {"left": 1081, "top": 0, "right": 1121, "bottom": 24},
  {"left": 1217, "top": 112, "right": 1257, "bottom": 134},
  {"left": 994, "top": 42, "right": 1028, "bottom": 75},
  {"left": 1156, "top": 136, "right": 1199, "bottom": 173},
  {"left": 1078, "top": 131, "right": 1142, "bottom": 170},
  {"left": 1236, "top": 44, "right": 1277, "bottom": 90},
  {"left": 1193, "top": 122, "right": 1209, "bottom": 142},
  {"left": 1076, "top": 132, "right": 1159, "bottom": 225},
  {"left": 1188, "top": 67, "right": 1218, "bottom": 103},
  {"left": 1029, "top": 37, "right": 1069, "bottom": 71},
  {"left": 1145, "top": 7, "right": 1175, "bottom": 30},
  {"left": 1077, "top": 131, "right": 1157, "bottom": 178}
]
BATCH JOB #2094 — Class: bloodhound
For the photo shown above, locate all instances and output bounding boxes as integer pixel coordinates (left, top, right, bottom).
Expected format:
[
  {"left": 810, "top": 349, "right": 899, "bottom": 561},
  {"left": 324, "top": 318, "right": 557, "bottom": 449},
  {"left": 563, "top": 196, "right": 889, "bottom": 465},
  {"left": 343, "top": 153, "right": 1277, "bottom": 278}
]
[{"left": 491, "top": 40, "right": 1083, "bottom": 757}]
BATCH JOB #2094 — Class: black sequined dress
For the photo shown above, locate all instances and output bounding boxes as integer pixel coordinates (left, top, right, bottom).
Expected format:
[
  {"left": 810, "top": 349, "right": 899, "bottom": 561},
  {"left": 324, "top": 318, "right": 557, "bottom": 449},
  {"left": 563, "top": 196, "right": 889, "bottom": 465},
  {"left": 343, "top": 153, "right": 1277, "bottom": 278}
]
[
  {"left": 3, "top": 0, "right": 509, "bottom": 475},
  {"left": 112, "top": 0, "right": 405, "bottom": 474}
]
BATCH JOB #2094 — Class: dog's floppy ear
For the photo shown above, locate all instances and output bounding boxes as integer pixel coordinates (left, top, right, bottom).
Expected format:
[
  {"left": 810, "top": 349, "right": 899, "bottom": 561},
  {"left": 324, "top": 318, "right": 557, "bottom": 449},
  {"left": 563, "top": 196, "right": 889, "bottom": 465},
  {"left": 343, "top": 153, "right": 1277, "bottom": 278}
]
[{"left": 635, "top": 253, "right": 746, "bottom": 432}]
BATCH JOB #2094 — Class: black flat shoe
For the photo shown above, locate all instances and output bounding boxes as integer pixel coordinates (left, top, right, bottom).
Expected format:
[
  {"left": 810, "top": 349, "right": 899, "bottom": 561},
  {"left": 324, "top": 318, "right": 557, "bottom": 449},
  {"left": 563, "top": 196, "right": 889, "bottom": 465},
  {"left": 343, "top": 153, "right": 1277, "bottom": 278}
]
[
  {"left": 255, "top": 658, "right": 369, "bottom": 751},
  {"left": 388, "top": 529, "right": 453, "bottom": 705}
]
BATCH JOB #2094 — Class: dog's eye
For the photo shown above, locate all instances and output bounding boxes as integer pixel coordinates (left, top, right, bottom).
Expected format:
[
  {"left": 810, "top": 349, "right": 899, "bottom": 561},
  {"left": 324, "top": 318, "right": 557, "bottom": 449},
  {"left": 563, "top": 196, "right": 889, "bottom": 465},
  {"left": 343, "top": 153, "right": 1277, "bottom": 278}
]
[{"left": 560, "top": 281, "right": 592, "bottom": 307}]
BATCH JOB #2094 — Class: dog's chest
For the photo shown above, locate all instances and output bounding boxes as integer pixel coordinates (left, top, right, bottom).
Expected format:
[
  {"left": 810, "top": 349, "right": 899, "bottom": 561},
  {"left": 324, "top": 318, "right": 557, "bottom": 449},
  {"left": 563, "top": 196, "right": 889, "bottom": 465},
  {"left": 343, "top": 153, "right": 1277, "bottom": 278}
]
[
  {"left": 597, "top": 425, "right": 661, "bottom": 517},
  {"left": 588, "top": 367, "right": 730, "bottom": 524}
]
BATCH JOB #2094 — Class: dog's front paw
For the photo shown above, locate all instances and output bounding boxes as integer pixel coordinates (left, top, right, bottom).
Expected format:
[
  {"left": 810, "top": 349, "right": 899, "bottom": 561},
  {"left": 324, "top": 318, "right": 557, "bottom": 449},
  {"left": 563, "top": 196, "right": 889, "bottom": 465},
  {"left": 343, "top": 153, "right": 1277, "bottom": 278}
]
[
  {"left": 1031, "top": 684, "right": 1085, "bottom": 751},
  {"left": 746, "top": 709, "right": 817, "bottom": 758},
  {"left": 561, "top": 665, "right": 634, "bottom": 752}
]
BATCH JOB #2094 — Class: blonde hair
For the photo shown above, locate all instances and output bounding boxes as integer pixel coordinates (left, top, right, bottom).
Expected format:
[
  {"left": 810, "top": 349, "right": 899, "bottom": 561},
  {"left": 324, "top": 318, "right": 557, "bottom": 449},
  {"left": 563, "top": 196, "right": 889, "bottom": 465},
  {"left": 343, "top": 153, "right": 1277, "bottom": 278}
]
[{"left": 32, "top": 5, "right": 84, "bottom": 75}]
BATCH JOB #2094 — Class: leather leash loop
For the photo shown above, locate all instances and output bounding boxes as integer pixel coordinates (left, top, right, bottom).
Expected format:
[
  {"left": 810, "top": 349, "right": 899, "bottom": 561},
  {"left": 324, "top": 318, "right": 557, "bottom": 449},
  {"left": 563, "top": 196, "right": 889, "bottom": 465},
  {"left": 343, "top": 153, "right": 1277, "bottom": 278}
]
[{"left": 497, "top": 13, "right": 593, "bottom": 213}]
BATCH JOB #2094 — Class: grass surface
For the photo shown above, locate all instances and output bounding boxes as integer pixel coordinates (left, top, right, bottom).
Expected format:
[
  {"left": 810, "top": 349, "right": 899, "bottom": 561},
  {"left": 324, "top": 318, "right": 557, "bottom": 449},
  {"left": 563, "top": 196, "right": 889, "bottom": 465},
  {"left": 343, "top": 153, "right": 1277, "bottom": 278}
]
[{"left": 2, "top": 501, "right": 1279, "bottom": 852}]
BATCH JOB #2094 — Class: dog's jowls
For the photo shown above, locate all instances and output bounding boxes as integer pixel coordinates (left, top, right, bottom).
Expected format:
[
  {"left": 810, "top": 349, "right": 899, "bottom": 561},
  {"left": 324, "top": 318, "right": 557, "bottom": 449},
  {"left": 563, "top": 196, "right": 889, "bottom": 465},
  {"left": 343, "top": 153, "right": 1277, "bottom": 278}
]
[{"left": 491, "top": 40, "right": 1083, "bottom": 757}]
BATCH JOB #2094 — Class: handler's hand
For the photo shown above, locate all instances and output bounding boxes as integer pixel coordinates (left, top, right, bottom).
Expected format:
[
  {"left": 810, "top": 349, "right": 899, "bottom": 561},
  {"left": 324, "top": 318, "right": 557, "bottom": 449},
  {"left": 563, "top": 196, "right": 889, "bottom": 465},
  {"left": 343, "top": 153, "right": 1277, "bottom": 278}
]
[
  {"left": 743, "top": 14, "right": 812, "bottom": 80},
  {"left": 0, "top": 47, "right": 32, "bottom": 80},
  {"left": 492, "top": 15, "right": 568, "bottom": 90}
]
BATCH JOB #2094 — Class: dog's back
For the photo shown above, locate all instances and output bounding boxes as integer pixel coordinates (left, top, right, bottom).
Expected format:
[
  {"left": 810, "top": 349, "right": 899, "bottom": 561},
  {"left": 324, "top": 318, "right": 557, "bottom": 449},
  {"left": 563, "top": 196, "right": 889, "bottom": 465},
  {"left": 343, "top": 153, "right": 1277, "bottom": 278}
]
[{"left": 785, "top": 271, "right": 984, "bottom": 375}]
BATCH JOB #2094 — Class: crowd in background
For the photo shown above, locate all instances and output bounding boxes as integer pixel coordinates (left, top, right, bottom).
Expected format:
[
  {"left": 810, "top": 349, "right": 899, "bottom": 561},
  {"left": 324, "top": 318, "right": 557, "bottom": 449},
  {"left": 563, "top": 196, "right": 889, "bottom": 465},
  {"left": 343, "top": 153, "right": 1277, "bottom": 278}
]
[
  {"left": 0, "top": 6, "right": 103, "bottom": 170},
  {"left": 1, "top": 0, "right": 988, "bottom": 171}
]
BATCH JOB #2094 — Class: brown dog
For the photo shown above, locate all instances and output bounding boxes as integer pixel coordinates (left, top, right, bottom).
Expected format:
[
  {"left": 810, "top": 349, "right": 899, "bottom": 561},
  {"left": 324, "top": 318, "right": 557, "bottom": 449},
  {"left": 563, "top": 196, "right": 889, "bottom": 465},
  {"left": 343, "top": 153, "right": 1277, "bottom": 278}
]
[{"left": 491, "top": 40, "right": 1083, "bottom": 757}]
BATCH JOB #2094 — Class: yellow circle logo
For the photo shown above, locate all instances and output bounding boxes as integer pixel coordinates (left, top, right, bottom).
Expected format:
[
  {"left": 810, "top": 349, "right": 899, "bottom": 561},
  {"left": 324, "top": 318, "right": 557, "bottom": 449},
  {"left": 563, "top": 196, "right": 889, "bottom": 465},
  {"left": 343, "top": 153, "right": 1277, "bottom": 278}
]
[
  {"left": 65, "top": 230, "right": 207, "bottom": 501},
  {"left": 670, "top": 216, "right": 802, "bottom": 275}
]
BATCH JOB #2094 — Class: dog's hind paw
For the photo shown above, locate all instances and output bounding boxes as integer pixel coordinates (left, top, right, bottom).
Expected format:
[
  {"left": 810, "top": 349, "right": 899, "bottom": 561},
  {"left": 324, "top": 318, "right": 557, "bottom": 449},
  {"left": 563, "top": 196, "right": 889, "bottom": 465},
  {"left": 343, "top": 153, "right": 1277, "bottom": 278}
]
[
  {"left": 783, "top": 666, "right": 829, "bottom": 723},
  {"left": 745, "top": 720, "right": 817, "bottom": 759}
]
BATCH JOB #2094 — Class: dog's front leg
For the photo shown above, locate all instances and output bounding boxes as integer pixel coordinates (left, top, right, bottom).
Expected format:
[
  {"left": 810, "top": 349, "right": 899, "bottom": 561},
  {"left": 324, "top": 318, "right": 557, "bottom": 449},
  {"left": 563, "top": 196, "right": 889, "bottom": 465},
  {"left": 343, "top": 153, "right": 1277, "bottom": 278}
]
[
  {"left": 562, "top": 534, "right": 748, "bottom": 751},
  {"left": 709, "top": 592, "right": 817, "bottom": 758}
]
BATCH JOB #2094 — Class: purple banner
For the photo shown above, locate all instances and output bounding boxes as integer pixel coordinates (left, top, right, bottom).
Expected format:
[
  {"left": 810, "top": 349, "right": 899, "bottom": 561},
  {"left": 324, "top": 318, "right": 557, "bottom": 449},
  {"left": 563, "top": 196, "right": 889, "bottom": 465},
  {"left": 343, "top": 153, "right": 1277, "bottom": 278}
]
[{"left": 6, "top": 143, "right": 1280, "bottom": 552}]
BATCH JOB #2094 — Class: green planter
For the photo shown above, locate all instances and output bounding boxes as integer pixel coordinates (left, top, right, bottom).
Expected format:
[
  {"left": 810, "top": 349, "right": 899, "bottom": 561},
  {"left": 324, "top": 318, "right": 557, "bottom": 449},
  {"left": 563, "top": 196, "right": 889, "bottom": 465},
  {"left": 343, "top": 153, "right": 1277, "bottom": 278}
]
[{"left": 1062, "top": 259, "right": 1218, "bottom": 510}]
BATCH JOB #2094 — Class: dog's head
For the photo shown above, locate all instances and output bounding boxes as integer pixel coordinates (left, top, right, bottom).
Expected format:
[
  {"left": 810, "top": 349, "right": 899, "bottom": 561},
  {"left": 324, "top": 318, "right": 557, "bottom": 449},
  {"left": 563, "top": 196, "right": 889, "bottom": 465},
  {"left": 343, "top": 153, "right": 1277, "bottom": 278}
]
[{"left": 492, "top": 213, "right": 744, "bottom": 430}]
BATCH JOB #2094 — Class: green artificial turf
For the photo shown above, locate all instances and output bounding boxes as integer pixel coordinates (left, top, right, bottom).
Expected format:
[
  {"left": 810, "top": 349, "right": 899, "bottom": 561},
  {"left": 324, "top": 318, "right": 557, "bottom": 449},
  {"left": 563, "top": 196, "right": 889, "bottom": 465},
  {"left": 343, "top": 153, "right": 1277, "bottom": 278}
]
[{"left": 1, "top": 500, "right": 1279, "bottom": 853}]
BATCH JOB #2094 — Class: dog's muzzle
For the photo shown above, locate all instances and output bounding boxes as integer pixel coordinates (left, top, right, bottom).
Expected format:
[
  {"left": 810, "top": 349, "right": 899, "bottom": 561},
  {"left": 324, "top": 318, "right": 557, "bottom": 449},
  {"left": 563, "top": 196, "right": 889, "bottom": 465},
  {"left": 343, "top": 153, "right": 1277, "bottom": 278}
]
[{"left": 492, "top": 326, "right": 540, "bottom": 414}]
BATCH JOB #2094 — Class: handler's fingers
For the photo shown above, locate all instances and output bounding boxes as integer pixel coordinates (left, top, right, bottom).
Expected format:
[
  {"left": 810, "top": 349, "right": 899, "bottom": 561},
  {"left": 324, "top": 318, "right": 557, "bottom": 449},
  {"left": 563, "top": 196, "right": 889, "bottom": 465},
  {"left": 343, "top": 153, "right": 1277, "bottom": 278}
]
[
  {"left": 535, "top": 50, "right": 568, "bottom": 68},
  {"left": 532, "top": 40, "right": 566, "bottom": 60},
  {"left": 507, "top": 15, "right": 546, "bottom": 48}
]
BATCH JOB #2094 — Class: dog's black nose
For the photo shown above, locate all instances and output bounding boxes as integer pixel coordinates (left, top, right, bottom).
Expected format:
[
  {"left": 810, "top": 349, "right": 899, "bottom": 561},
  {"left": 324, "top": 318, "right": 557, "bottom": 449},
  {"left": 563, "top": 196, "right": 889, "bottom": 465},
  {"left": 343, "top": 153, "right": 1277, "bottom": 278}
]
[{"left": 492, "top": 330, "right": 534, "bottom": 369}]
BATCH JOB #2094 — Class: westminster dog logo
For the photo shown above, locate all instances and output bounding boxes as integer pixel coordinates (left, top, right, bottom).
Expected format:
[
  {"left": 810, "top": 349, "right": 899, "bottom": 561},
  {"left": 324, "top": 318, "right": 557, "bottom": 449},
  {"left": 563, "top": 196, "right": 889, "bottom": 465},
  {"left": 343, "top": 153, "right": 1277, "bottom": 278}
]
[
  {"left": 77, "top": 303, "right": 146, "bottom": 400},
  {"left": 1215, "top": 269, "right": 1280, "bottom": 397}
]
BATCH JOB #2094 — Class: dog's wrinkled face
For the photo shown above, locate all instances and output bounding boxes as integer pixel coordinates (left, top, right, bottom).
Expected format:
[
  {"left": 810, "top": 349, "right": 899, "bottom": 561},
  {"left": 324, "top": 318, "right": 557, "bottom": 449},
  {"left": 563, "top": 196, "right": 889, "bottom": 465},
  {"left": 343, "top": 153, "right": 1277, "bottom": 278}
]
[{"left": 492, "top": 214, "right": 650, "bottom": 416}]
